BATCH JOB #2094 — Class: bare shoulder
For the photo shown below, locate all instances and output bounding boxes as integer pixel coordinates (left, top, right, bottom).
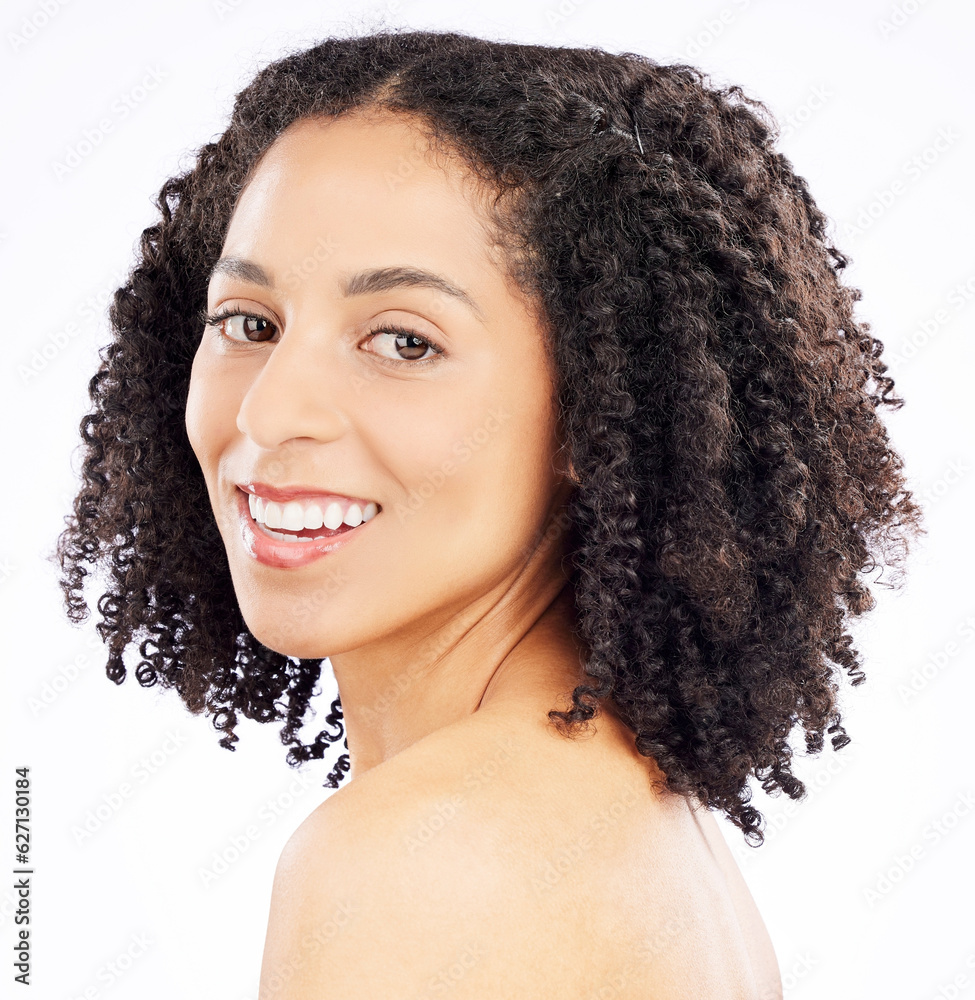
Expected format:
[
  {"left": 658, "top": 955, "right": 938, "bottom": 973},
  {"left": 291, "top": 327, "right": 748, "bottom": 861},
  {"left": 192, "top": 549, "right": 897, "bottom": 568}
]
[
  {"left": 260, "top": 717, "right": 577, "bottom": 998},
  {"left": 261, "top": 705, "right": 783, "bottom": 999}
]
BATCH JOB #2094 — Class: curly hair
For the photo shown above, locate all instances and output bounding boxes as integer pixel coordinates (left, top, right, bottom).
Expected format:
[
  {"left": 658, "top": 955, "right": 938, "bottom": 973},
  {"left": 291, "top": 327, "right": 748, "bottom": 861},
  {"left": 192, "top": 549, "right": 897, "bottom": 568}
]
[{"left": 52, "top": 27, "right": 924, "bottom": 846}]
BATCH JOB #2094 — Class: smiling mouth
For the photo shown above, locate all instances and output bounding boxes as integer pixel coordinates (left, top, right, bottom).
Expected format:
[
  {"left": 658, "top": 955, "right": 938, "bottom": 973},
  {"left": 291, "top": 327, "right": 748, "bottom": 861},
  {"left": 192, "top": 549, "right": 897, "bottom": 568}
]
[
  {"left": 251, "top": 518, "right": 358, "bottom": 543},
  {"left": 242, "top": 489, "right": 381, "bottom": 544}
]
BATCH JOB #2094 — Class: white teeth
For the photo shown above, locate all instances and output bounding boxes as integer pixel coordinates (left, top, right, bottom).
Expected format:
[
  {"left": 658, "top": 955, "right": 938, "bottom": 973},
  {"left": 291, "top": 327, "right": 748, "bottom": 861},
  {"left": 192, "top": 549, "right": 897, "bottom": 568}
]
[
  {"left": 267, "top": 528, "right": 300, "bottom": 542},
  {"left": 263, "top": 500, "right": 286, "bottom": 529},
  {"left": 322, "top": 502, "right": 344, "bottom": 530},
  {"left": 303, "top": 503, "right": 325, "bottom": 530},
  {"left": 245, "top": 490, "right": 380, "bottom": 535},
  {"left": 281, "top": 501, "right": 307, "bottom": 531}
]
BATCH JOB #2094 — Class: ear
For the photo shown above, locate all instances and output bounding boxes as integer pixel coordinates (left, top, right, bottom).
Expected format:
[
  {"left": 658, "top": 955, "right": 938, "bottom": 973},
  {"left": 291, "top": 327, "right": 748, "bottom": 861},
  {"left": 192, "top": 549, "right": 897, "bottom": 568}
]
[{"left": 554, "top": 442, "right": 580, "bottom": 486}]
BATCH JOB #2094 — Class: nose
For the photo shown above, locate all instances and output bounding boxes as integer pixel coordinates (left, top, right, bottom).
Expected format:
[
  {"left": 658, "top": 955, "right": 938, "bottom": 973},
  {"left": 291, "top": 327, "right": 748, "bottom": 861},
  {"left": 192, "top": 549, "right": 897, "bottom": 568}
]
[{"left": 235, "top": 324, "right": 350, "bottom": 451}]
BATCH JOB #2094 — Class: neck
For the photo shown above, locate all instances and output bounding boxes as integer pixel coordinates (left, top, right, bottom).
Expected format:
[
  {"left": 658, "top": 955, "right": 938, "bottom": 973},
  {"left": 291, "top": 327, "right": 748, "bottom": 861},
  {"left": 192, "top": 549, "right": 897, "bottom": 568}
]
[{"left": 329, "top": 575, "right": 587, "bottom": 782}]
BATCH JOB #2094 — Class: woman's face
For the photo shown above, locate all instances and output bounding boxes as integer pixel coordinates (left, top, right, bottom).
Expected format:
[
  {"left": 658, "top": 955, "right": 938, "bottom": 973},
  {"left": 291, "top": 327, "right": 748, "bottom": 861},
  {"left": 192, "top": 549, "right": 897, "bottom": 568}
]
[{"left": 186, "top": 111, "right": 572, "bottom": 659}]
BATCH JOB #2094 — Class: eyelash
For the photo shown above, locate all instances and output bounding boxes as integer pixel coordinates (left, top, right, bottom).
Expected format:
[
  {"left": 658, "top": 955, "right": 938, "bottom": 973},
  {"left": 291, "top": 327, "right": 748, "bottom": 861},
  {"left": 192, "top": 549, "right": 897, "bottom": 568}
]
[{"left": 199, "top": 306, "right": 446, "bottom": 368}]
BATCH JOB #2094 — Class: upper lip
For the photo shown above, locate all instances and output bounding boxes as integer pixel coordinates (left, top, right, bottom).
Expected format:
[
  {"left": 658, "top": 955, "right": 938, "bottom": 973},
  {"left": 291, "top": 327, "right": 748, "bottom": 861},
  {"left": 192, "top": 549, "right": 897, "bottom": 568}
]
[{"left": 239, "top": 481, "right": 380, "bottom": 508}]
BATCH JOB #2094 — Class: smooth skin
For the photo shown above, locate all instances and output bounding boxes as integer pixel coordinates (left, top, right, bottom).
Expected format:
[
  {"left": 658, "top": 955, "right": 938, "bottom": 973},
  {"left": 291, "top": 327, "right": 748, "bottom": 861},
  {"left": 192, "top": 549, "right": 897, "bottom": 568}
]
[{"left": 185, "top": 110, "right": 783, "bottom": 999}]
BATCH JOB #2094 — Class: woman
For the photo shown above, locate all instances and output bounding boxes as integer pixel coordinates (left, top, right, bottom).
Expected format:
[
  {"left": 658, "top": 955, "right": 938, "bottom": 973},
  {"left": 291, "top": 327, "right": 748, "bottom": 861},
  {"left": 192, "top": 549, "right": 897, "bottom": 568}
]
[{"left": 55, "top": 28, "right": 923, "bottom": 998}]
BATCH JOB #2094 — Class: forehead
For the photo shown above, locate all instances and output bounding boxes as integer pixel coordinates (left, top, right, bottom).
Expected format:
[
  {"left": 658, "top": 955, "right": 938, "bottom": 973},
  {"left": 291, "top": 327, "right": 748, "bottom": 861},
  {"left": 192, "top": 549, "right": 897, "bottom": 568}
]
[
  {"left": 255, "top": 111, "right": 459, "bottom": 179},
  {"left": 224, "top": 112, "right": 498, "bottom": 249}
]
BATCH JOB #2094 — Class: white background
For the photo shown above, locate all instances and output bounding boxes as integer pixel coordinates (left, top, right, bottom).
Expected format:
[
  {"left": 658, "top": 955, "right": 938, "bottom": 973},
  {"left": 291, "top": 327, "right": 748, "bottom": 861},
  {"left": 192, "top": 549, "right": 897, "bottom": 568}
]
[{"left": 2, "top": 1, "right": 972, "bottom": 998}]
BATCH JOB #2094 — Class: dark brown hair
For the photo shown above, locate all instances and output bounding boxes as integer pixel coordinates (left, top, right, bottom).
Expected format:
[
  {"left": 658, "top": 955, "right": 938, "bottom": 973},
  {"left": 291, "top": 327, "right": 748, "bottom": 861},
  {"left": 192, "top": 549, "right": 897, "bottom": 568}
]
[{"left": 53, "top": 27, "right": 924, "bottom": 845}]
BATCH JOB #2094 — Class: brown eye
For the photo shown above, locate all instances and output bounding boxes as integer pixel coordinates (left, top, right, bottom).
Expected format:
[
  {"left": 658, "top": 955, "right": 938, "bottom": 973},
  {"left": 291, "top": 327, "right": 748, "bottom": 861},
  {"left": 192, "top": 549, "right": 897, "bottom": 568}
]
[
  {"left": 204, "top": 309, "right": 279, "bottom": 344},
  {"left": 367, "top": 326, "right": 443, "bottom": 364},
  {"left": 392, "top": 331, "right": 432, "bottom": 360},
  {"left": 238, "top": 315, "right": 275, "bottom": 342},
  {"left": 226, "top": 314, "right": 276, "bottom": 343}
]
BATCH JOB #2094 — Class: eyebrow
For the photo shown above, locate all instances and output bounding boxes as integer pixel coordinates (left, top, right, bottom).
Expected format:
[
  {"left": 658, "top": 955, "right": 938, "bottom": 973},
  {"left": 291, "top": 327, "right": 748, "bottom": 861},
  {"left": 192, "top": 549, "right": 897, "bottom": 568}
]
[{"left": 207, "top": 256, "right": 485, "bottom": 321}]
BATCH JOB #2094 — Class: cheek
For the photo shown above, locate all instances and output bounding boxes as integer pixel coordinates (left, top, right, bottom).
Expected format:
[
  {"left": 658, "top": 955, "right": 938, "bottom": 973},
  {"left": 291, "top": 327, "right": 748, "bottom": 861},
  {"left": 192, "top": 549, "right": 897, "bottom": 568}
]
[
  {"left": 373, "top": 376, "right": 556, "bottom": 559},
  {"left": 184, "top": 353, "right": 210, "bottom": 466},
  {"left": 184, "top": 350, "right": 237, "bottom": 472}
]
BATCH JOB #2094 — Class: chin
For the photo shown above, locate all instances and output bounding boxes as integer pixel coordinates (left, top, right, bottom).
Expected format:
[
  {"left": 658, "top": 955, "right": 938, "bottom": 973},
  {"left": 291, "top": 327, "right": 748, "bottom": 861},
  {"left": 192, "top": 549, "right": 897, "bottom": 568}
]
[
  {"left": 241, "top": 596, "right": 382, "bottom": 660},
  {"left": 242, "top": 617, "right": 334, "bottom": 660},
  {"left": 223, "top": 559, "right": 346, "bottom": 653}
]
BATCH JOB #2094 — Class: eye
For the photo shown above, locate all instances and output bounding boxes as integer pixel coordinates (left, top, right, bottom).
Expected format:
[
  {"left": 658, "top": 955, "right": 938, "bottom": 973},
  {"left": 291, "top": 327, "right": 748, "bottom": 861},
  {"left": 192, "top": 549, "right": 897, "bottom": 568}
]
[
  {"left": 202, "top": 308, "right": 278, "bottom": 344},
  {"left": 200, "top": 307, "right": 445, "bottom": 367},
  {"left": 364, "top": 325, "right": 444, "bottom": 366}
]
